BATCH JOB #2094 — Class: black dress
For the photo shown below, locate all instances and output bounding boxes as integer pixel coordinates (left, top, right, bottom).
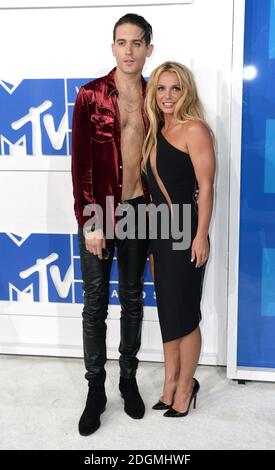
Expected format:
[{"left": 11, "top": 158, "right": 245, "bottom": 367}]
[{"left": 146, "top": 130, "right": 209, "bottom": 343}]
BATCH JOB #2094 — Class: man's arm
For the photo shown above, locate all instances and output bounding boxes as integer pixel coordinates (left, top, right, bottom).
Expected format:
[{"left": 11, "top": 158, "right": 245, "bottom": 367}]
[
  {"left": 71, "top": 86, "right": 97, "bottom": 228},
  {"left": 71, "top": 87, "right": 106, "bottom": 258}
]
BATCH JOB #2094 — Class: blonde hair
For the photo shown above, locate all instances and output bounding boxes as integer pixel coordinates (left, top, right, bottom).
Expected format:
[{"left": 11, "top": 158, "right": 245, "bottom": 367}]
[{"left": 141, "top": 61, "right": 212, "bottom": 173}]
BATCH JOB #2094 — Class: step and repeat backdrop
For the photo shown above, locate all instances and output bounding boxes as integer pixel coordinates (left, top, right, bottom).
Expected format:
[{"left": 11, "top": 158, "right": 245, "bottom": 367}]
[{"left": 0, "top": 0, "right": 234, "bottom": 364}]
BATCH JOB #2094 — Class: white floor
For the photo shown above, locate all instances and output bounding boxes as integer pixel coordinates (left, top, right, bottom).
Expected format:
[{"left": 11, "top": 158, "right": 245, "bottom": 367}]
[{"left": 1, "top": 354, "right": 275, "bottom": 450}]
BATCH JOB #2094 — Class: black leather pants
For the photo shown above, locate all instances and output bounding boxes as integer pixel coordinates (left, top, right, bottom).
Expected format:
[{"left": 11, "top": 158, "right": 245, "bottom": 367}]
[{"left": 78, "top": 196, "right": 148, "bottom": 384}]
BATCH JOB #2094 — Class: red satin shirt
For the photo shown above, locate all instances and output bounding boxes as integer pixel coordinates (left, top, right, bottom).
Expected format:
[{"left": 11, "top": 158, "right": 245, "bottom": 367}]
[{"left": 71, "top": 67, "right": 149, "bottom": 229}]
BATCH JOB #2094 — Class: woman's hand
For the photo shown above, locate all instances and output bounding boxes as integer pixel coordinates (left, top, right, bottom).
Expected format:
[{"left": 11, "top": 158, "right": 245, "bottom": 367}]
[
  {"left": 191, "top": 235, "right": 209, "bottom": 268},
  {"left": 194, "top": 188, "right": 199, "bottom": 202}
]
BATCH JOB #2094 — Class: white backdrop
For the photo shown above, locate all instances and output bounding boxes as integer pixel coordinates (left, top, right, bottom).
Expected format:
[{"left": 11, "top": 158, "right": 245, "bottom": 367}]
[{"left": 0, "top": 0, "right": 240, "bottom": 365}]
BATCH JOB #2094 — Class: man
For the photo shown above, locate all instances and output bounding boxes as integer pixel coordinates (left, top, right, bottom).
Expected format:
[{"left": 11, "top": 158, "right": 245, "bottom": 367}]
[{"left": 71, "top": 13, "right": 154, "bottom": 436}]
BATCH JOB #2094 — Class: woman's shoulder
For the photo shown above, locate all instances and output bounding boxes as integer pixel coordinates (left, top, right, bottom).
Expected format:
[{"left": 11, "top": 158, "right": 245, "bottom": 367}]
[
  {"left": 180, "top": 119, "right": 212, "bottom": 143},
  {"left": 180, "top": 119, "right": 209, "bottom": 133}
]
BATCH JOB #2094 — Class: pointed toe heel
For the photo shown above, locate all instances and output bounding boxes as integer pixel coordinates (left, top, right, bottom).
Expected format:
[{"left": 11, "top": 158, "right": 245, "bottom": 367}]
[
  {"left": 163, "top": 378, "right": 200, "bottom": 418},
  {"left": 152, "top": 400, "right": 172, "bottom": 410}
]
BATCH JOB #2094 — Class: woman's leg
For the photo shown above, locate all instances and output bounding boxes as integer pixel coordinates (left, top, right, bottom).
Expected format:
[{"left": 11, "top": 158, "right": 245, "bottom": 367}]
[
  {"left": 161, "top": 339, "right": 181, "bottom": 404},
  {"left": 152, "top": 252, "right": 180, "bottom": 405},
  {"left": 172, "top": 326, "right": 201, "bottom": 412}
]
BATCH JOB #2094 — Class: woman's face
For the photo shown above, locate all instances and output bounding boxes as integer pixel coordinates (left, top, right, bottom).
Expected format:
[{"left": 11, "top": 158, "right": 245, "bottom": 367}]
[{"left": 156, "top": 71, "right": 183, "bottom": 115}]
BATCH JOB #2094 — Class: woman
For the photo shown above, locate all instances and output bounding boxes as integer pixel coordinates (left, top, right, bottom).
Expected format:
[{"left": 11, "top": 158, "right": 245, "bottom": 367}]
[{"left": 142, "top": 62, "right": 215, "bottom": 417}]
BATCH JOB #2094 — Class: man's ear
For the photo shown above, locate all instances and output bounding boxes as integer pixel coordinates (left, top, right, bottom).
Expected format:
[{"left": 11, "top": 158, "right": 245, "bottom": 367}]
[
  {"left": 111, "top": 43, "right": 115, "bottom": 56},
  {"left": 147, "top": 44, "right": 154, "bottom": 58}
]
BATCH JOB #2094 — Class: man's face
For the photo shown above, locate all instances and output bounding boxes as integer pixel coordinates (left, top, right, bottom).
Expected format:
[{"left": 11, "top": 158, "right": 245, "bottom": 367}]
[{"left": 112, "top": 23, "right": 153, "bottom": 75}]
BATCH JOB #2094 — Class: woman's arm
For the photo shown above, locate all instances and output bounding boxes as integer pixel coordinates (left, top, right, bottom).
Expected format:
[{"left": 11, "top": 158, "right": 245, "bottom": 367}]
[{"left": 185, "top": 120, "right": 216, "bottom": 267}]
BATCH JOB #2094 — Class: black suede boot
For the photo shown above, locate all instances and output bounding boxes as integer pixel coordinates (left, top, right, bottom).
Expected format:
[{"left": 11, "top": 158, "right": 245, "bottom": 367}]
[
  {"left": 78, "top": 384, "right": 107, "bottom": 436},
  {"left": 119, "top": 377, "right": 145, "bottom": 419}
]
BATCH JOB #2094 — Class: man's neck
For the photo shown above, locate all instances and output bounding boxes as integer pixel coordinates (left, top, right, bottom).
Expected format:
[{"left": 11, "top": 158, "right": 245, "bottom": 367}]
[{"left": 114, "top": 68, "right": 142, "bottom": 93}]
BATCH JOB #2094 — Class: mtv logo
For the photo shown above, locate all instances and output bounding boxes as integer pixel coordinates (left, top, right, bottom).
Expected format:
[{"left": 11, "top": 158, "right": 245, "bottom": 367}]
[
  {"left": 9, "top": 283, "right": 34, "bottom": 302},
  {"left": 0, "top": 79, "right": 22, "bottom": 95},
  {"left": 0, "top": 78, "right": 93, "bottom": 158},
  {"left": 0, "top": 79, "right": 68, "bottom": 156},
  {"left": 0, "top": 135, "right": 27, "bottom": 156},
  {"left": 0, "top": 232, "right": 74, "bottom": 304}
]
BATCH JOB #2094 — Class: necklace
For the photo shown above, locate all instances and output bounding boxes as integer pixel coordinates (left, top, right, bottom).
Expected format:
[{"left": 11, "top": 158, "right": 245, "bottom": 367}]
[
  {"left": 118, "top": 99, "right": 140, "bottom": 113},
  {"left": 117, "top": 93, "right": 142, "bottom": 113},
  {"left": 116, "top": 83, "right": 142, "bottom": 114}
]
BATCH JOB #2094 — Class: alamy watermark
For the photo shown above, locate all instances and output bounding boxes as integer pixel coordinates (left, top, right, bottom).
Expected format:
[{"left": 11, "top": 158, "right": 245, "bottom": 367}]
[{"left": 83, "top": 196, "right": 191, "bottom": 251}]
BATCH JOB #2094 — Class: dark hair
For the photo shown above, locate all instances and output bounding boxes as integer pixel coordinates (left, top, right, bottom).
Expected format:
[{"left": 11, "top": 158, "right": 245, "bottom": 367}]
[{"left": 113, "top": 13, "right": 152, "bottom": 46}]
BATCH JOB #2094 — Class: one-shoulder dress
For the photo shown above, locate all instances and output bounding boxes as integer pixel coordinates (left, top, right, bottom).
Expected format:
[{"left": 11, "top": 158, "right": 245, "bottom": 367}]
[{"left": 146, "top": 130, "right": 209, "bottom": 343}]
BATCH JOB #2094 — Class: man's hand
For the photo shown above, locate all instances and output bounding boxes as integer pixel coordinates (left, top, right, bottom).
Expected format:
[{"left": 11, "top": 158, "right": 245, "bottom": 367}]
[{"left": 84, "top": 228, "right": 106, "bottom": 260}]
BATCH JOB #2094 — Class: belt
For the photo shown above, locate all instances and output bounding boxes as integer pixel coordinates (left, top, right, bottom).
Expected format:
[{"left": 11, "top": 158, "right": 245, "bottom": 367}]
[{"left": 119, "top": 195, "right": 146, "bottom": 208}]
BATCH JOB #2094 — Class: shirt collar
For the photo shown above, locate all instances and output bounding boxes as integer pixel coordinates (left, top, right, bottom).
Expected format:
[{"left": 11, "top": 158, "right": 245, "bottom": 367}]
[{"left": 106, "top": 67, "right": 147, "bottom": 98}]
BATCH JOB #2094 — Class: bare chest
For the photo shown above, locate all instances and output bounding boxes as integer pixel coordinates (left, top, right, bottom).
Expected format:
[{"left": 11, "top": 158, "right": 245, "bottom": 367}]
[
  {"left": 117, "top": 91, "right": 143, "bottom": 129},
  {"left": 118, "top": 105, "right": 144, "bottom": 133}
]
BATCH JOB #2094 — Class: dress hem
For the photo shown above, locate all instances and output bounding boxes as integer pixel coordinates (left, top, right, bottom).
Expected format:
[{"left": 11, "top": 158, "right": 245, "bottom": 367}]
[{"left": 162, "top": 317, "right": 201, "bottom": 344}]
